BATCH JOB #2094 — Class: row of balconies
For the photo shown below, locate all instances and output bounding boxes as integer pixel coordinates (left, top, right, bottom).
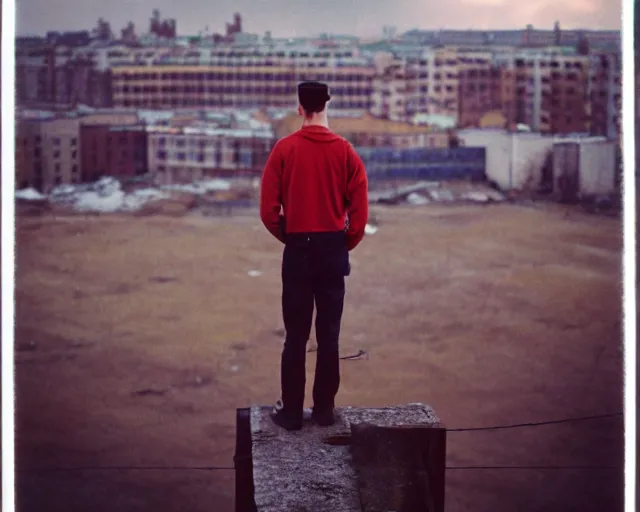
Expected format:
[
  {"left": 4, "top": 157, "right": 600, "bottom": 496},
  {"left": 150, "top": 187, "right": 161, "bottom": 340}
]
[
  {"left": 115, "top": 98, "right": 371, "bottom": 108},
  {"left": 113, "top": 85, "right": 374, "bottom": 96},
  {"left": 114, "top": 71, "right": 374, "bottom": 82}
]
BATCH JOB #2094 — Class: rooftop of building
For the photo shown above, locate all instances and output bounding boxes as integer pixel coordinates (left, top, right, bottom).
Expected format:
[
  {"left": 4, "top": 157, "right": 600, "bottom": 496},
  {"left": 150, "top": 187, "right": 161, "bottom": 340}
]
[{"left": 273, "top": 111, "right": 443, "bottom": 139}]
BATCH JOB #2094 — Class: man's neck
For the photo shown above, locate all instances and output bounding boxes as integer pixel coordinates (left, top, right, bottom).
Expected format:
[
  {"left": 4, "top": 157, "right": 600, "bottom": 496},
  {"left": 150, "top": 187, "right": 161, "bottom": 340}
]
[{"left": 302, "top": 113, "right": 329, "bottom": 128}]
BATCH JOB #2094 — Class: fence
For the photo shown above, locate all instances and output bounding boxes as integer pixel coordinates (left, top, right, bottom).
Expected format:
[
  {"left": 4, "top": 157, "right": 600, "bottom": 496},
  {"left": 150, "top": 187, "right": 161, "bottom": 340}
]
[{"left": 356, "top": 146, "right": 486, "bottom": 182}]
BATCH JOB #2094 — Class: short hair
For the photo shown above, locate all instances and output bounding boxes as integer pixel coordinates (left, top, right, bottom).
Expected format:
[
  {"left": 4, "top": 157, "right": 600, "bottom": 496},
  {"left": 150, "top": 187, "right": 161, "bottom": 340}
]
[{"left": 298, "top": 81, "right": 331, "bottom": 114}]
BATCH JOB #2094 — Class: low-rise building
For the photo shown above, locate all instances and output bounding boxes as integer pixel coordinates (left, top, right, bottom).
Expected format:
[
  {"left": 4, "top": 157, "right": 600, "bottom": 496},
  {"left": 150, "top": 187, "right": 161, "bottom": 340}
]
[
  {"left": 147, "top": 127, "right": 275, "bottom": 184},
  {"left": 80, "top": 124, "right": 149, "bottom": 182},
  {"left": 273, "top": 111, "right": 450, "bottom": 148},
  {"left": 15, "top": 112, "right": 138, "bottom": 192}
]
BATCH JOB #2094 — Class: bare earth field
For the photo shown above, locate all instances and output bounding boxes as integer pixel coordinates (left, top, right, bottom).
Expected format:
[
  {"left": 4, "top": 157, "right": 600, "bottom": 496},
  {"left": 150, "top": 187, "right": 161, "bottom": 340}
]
[{"left": 15, "top": 203, "right": 624, "bottom": 512}]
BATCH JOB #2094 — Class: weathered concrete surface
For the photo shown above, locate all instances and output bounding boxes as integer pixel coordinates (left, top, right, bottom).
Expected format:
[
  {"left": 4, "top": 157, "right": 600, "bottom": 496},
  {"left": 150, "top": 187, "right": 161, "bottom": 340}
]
[
  {"left": 250, "top": 403, "right": 441, "bottom": 512},
  {"left": 350, "top": 424, "right": 447, "bottom": 512}
]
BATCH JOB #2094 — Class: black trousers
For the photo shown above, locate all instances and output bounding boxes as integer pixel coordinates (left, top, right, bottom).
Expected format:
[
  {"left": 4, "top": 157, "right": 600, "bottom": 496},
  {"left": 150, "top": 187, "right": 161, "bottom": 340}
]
[{"left": 280, "top": 231, "right": 350, "bottom": 419}]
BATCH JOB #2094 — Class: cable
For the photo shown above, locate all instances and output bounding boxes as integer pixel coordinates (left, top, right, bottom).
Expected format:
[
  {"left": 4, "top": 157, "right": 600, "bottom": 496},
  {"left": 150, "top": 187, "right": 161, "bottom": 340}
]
[
  {"left": 340, "top": 349, "right": 367, "bottom": 360},
  {"left": 446, "top": 465, "right": 619, "bottom": 470},
  {"left": 446, "top": 412, "right": 623, "bottom": 432},
  {"left": 17, "top": 464, "right": 620, "bottom": 473},
  {"left": 16, "top": 465, "right": 235, "bottom": 473},
  {"left": 16, "top": 413, "right": 623, "bottom": 474}
]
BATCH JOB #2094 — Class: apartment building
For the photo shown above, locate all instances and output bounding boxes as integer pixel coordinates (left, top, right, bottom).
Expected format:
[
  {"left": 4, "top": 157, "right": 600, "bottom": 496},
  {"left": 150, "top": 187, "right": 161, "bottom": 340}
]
[
  {"left": 457, "top": 53, "right": 502, "bottom": 127},
  {"left": 370, "top": 63, "right": 409, "bottom": 121},
  {"left": 81, "top": 125, "right": 149, "bottom": 182},
  {"left": 402, "top": 26, "right": 620, "bottom": 51},
  {"left": 15, "top": 118, "right": 82, "bottom": 192},
  {"left": 16, "top": 43, "right": 113, "bottom": 107},
  {"left": 372, "top": 47, "right": 505, "bottom": 127},
  {"left": 15, "top": 112, "right": 138, "bottom": 192},
  {"left": 372, "top": 47, "right": 461, "bottom": 122},
  {"left": 147, "top": 128, "right": 275, "bottom": 184},
  {"left": 109, "top": 47, "right": 376, "bottom": 111},
  {"left": 494, "top": 49, "right": 590, "bottom": 134},
  {"left": 16, "top": 45, "right": 111, "bottom": 108},
  {"left": 589, "top": 52, "right": 621, "bottom": 139}
]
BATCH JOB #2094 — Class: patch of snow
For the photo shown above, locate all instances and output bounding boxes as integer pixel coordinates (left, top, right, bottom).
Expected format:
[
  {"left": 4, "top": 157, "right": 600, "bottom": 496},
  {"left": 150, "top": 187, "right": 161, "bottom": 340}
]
[
  {"left": 162, "top": 178, "right": 231, "bottom": 194},
  {"left": 48, "top": 177, "right": 175, "bottom": 213},
  {"left": 15, "top": 188, "right": 45, "bottom": 200},
  {"left": 248, "top": 270, "right": 263, "bottom": 277},
  {"left": 74, "top": 189, "right": 126, "bottom": 212},
  {"left": 428, "top": 189, "right": 454, "bottom": 202},
  {"left": 406, "top": 193, "right": 430, "bottom": 205},
  {"left": 50, "top": 184, "right": 78, "bottom": 198},
  {"left": 462, "top": 191, "right": 490, "bottom": 203},
  {"left": 485, "top": 189, "right": 506, "bottom": 202},
  {"left": 365, "top": 224, "right": 378, "bottom": 235}
]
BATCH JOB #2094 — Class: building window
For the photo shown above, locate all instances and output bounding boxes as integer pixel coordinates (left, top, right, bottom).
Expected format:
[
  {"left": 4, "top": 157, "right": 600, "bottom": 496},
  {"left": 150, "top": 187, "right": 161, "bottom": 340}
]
[
  {"left": 53, "top": 151, "right": 61, "bottom": 159},
  {"left": 54, "top": 163, "right": 61, "bottom": 173},
  {"left": 71, "top": 150, "right": 77, "bottom": 159},
  {"left": 71, "top": 137, "right": 77, "bottom": 146},
  {"left": 52, "top": 137, "right": 61, "bottom": 146},
  {"left": 72, "top": 164, "right": 78, "bottom": 174}
]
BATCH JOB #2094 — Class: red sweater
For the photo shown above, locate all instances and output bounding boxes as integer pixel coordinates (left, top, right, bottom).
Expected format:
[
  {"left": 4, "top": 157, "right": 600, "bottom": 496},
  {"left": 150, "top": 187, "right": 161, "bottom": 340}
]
[{"left": 260, "top": 125, "right": 369, "bottom": 251}]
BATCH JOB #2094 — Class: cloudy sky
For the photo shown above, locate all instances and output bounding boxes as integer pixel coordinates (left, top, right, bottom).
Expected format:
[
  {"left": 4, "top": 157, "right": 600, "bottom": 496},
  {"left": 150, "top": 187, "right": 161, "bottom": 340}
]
[{"left": 16, "top": 0, "right": 621, "bottom": 38}]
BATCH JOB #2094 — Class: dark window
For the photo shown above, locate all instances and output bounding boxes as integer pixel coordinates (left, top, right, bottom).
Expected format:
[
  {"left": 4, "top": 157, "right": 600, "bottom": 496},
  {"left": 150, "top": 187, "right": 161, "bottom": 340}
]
[{"left": 71, "top": 137, "right": 77, "bottom": 146}]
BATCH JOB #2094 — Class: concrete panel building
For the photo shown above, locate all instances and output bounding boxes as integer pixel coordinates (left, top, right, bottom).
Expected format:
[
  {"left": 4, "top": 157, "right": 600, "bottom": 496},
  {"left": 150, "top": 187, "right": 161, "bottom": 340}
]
[
  {"left": 494, "top": 49, "right": 591, "bottom": 134},
  {"left": 588, "top": 52, "right": 621, "bottom": 140},
  {"left": 110, "top": 60, "right": 375, "bottom": 112}
]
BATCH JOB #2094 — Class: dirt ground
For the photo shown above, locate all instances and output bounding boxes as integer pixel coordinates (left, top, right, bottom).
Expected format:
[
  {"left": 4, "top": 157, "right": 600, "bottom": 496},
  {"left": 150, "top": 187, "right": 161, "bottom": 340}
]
[{"left": 14, "top": 202, "right": 624, "bottom": 512}]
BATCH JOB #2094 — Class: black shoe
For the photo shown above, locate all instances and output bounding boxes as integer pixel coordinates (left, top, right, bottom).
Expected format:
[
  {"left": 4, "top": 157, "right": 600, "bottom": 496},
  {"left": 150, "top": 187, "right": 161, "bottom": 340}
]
[
  {"left": 311, "top": 408, "right": 336, "bottom": 427},
  {"left": 270, "top": 408, "right": 302, "bottom": 431}
]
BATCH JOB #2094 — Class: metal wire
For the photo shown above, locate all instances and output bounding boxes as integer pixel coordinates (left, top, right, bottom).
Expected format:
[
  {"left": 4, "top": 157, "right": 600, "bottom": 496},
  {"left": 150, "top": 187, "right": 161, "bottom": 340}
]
[{"left": 15, "top": 411, "right": 623, "bottom": 474}]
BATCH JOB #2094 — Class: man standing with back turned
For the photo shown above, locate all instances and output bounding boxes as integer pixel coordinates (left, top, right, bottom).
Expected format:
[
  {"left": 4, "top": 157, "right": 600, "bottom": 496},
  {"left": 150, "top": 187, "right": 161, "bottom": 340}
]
[{"left": 260, "top": 81, "right": 369, "bottom": 431}]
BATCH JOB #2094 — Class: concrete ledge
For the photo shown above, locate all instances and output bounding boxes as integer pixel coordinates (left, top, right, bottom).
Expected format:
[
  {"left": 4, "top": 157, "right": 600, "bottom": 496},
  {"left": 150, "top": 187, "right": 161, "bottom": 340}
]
[{"left": 240, "top": 403, "right": 444, "bottom": 512}]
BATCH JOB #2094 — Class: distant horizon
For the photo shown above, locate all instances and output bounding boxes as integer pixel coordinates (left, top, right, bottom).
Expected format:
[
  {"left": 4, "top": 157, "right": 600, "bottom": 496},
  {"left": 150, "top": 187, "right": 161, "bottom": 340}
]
[
  {"left": 16, "top": 24, "right": 621, "bottom": 40},
  {"left": 16, "top": 0, "right": 621, "bottom": 39}
]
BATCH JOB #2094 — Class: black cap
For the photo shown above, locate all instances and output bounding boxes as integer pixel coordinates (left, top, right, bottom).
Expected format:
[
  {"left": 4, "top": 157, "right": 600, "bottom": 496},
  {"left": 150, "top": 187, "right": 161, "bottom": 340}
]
[{"left": 298, "top": 81, "right": 331, "bottom": 111}]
